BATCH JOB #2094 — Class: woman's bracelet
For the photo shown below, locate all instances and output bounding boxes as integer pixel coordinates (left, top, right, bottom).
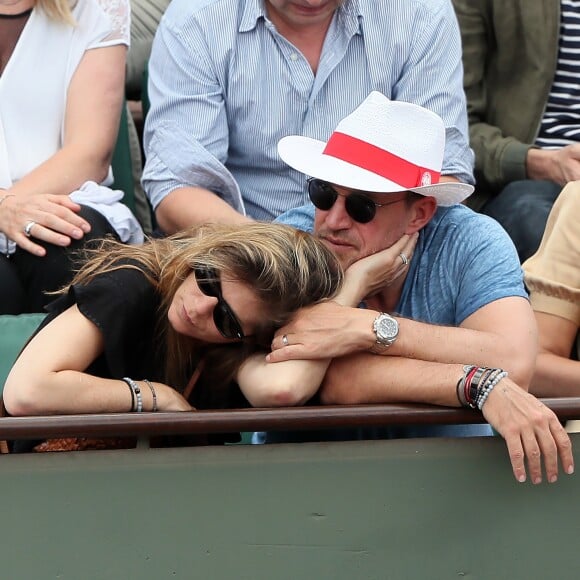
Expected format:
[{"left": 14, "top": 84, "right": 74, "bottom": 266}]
[
  {"left": 144, "top": 379, "right": 158, "bottom": 412},
  {"left": 122, "top": 377, "right": 143, "bottom": 413}
]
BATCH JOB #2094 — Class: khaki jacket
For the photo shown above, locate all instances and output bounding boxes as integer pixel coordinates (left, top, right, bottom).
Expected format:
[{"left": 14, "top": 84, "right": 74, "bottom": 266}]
[{"left": 453, "top": 0, "right": 560, "bottom": 194}]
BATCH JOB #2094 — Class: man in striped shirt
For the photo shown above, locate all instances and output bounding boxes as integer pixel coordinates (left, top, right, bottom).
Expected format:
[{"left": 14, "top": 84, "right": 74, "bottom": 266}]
[
  {"left": 454, "top": 0, "right": 580, "bottom": 262},
  {"left": 142, "top": 0, "right": 474, "bottom": 233}
]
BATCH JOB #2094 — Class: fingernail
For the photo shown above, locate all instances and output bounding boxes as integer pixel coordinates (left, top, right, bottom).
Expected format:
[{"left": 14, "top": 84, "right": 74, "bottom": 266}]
[
  {"left": 72, "top": 229, "right": 83, "bottom": 239},
  {"left": 568, "top": 465, "right": 574, "bottom": 475},
  {"left": 533, "top": 477, "right": 541, "bottom": 485},
  {"left": 518, "top": 474, "right": 526, "bottom": 483},
  {"left": 81, "top": 224, "right": 91, "bottom": 233},
  {"left": 549, "top": 475, "right": 557, "bottom": 483}
]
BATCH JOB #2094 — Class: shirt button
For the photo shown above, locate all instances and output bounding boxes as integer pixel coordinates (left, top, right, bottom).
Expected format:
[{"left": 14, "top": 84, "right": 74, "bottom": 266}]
[{"left": 290, "top": 53, "right": 299, "bottom": 61}]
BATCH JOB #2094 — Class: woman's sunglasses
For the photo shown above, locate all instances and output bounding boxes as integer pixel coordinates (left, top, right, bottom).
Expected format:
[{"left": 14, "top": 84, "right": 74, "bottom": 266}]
[
  {"left": 308, "top": 178, "right": 408, "bottom": 224},
  {"left": 193, "top": 265, "right": 245, "bottom": 340}
]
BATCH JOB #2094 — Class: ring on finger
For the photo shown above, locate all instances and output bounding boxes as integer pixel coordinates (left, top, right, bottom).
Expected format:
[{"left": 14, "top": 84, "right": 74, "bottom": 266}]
[
  {"left": 399, "top": 252, "right": 409, "bottom": 266},
  {"left": 24, "top": 221, "right": 37, "bottom": 238},
  {"left": 282, "top": 334, "right": 289, "bottom": 347}
]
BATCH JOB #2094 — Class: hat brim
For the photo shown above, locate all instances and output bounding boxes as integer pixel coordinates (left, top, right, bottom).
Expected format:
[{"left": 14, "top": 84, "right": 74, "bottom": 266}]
[{"left": 278, "top": 136, "right": 473, "bottom": 206}]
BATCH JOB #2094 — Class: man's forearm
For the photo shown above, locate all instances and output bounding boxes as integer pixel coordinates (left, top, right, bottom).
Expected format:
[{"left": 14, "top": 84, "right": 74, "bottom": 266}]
[
  {"left": 155, "top": 186, "right": 252, "bottom": 234},
  {"left": 386, "top": 317, "right": 533, "bottom": 384},
  {"left": 320, "top": 354, "right": 462, "bottom": 406}
]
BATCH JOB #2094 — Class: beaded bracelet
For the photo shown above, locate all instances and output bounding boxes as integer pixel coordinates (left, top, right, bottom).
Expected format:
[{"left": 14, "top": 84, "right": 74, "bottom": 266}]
[
  {"left": 123, "top": 378, "right": 136, "bottom": 412},
  {"left": 122, "top": 377, "right": 143, "bottom": 413},
  {"left": 144, "top": 379, "right": 158, "bottom": 412},
  {"left": 476, "top": 370, "right": 507, "bottom": 411},
  {"left": 456, "top": 365, "right": 508, "bottom": 411}
]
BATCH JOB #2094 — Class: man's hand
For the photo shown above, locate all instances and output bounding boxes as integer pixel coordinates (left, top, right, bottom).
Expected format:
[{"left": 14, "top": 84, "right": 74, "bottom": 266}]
[
  {"left": 268, "top": 302, "right": 374, "bottom": 363},
  {"left": 339, "top": 233, "right": 418, "bottom": 305},
  {"left": 0, "top": 193, "right": 90, "bottom": 256},
  {"left": 482, "top": 378, "right": 574, "bottom": 484},
  {"left": 527, "top": 145, "right": 580, "bottom": 185}
]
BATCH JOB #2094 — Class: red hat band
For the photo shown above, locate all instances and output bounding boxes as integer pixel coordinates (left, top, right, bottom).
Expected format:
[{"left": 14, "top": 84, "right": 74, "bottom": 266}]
[{"left": 322, "top": 131, "right": 440, "bottom": 189}]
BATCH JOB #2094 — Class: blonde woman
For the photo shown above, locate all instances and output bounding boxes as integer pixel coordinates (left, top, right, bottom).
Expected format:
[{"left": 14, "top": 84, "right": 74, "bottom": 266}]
[
  {"left": 0, "top": 0, "right": 140, "bottom": 314},
  {"left": 4, "top": 222, "right": 343, "bottom": 424}
]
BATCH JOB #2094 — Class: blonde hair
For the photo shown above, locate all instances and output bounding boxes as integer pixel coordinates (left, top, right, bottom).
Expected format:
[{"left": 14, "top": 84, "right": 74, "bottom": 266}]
[
  {"left": 70, "top": 222, "right": 343, "bottom": 392},
  {"left": 35, "top": 0, "right": 76, "bottom": 24}
]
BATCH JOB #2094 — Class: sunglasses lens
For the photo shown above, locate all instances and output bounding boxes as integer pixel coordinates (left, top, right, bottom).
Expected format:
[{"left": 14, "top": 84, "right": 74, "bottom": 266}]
[
  {"left": 194, "top": 266, "right": 244, "bottom": 340},
  {"left": 194, "top": 266, "right": 218, "bottom": 298},
  {"left": 214, "top": 306, "right": 243, "bottom": 340},
  {"left": 308, "top": 179, "right": 337, "bottom": 210},
  {"left": 345, "top": 194, "right": 376, "bottom": 223}
]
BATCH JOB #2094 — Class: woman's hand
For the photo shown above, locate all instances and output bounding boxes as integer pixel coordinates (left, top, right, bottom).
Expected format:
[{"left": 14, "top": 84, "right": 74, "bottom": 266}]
[
  {"left": 338, "top": 233, "right": 418, "bottom": 306},
  {"left": 153, "top": 382, "right": 195, "bottom": 412},
  {"left": 0, "top": 193, "right": 91, "bottom": 256}
]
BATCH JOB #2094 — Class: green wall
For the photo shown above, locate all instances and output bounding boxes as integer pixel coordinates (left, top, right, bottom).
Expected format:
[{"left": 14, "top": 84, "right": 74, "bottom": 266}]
[{"left": 1, "top": 435, "right": 579, "bottom": 579}]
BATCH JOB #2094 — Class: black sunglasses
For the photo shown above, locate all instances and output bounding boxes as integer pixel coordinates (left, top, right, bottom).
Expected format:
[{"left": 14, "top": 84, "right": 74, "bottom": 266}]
[
  {"left": 193, "top": 265, "right": 245, "bottom": 340},
  {"left": 308, "top": 178, "right": 408, "bottom": 224}
]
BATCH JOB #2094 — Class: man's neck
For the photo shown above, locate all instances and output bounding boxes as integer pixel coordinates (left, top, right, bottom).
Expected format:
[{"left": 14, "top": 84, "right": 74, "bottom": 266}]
[
  {"left": 265, "top": 6, "right": 336, "bottom": 73},
  {"left": 365, "top": 274, "right": 407, "bottom": 315}
]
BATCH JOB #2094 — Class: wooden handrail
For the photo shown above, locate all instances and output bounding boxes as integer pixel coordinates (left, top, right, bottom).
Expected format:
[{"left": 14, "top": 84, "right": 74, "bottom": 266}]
[{"left": 1, "top": 398, "right": 579, "bottom": 440}]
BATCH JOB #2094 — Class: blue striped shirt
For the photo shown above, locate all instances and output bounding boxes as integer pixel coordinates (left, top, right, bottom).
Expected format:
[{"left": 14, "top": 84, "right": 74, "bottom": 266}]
[
  {"left": 536, "top": 0, "right": 580, "bottom": 149},
  {"left": 143, "top": 0, "right": 474, "bottom": 221}
]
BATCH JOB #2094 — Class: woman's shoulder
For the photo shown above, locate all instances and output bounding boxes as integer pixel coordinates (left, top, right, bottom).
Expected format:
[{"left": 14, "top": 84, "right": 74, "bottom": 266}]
[{"left": 73, "top": 0, "right": 131, "bottom": 46}]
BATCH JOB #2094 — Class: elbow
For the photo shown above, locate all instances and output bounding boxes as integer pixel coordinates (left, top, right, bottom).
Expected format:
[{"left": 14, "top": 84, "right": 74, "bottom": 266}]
[
  {"left": 246, "top": 386, "right": 306, "bottom": 408},
  {"left": 2, "top": 373, "right": 51, "bottom": 417},
  {"left": 3, "top": 377, "right": 49, "bottom": 416},
  {"left": 503, "top": 350, "right": 535, "bottom": 391}
]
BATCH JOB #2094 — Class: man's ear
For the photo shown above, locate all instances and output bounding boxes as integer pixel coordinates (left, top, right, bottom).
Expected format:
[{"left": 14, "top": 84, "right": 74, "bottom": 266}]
[{"left": 405, "top": 196, "right": 437, "bottom": 234}]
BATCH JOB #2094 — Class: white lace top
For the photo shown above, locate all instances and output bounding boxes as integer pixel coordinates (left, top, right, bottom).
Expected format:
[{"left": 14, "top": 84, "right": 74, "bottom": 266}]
[{"left": 91, "top": 0, "right": 131, "bottom": 47}]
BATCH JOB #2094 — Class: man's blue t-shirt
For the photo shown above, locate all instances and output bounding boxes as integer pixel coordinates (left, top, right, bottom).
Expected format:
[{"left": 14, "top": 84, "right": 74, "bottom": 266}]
[{"left": 276, "top": 203, "right": 528, "bottom": 321}]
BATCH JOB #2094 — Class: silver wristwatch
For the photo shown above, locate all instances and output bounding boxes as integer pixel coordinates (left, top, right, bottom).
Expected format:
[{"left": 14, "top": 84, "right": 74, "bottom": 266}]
[{"left": 372, "top": 313, "right": 399, "bottom": 348}]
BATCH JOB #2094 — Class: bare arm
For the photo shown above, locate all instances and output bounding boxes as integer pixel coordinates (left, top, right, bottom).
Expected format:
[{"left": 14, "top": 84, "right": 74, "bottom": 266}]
[
  {"left": 530, "top": 312, "right": 580, "bottom": 397},
  {"left": 236, "top": 236, "right": 418, "bottom": 407},
  {"left": 0, "top": 45, "right": 127, "bottom": 255},
  {"left": 3, "top": 305, "right": 192, "bottom": 415},
  {"left": 155, "top": 186, "right": 251, "bottom": 234},
  {"left": 320, "top": 354, "right": 573, "bottom": 485},
  {"left": 268, "top": 296, "right": 537, "bottom": 387}
]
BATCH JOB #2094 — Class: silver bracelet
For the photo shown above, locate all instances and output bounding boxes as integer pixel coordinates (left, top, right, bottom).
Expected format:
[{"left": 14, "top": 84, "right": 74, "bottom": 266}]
[{"left": 144, "top": 379, "right": 157, "bottom": 412}]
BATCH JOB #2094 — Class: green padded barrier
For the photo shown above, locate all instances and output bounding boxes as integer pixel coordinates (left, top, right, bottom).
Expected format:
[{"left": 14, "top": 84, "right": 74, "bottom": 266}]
[
  {"left": 0, "top": 436, "right": 579, "bottom": 578},
  {"left": 0, "top": 313, "right": 46, "bottom": 393}
]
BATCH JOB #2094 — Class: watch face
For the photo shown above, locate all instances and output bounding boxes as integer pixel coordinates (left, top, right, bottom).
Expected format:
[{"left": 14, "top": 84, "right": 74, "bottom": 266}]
[{"left": 377, "top": 316, "right": 398, "bottom": 340}]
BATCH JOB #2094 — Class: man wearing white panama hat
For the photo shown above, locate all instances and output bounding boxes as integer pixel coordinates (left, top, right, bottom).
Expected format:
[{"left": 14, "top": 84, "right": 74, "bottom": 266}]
[{"left": 243, "top": 92, "right": 574, "bottom": 485}]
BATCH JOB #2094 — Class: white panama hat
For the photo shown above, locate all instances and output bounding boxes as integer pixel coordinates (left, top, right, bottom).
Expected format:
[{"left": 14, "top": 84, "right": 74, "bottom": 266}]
[{"left": 278, "top": 91, "right": 473, "bottom": 206}]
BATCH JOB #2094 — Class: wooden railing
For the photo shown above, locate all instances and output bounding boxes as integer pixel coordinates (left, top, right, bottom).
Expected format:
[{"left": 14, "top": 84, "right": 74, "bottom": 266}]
[{"left": 1, "top": 397, "right": 579, "bottom": 440}]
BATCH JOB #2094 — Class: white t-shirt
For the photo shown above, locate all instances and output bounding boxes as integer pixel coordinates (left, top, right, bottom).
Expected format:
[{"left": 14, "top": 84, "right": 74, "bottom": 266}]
[{"left": 0, "top": 0, "right": 130, "bottom": 189}]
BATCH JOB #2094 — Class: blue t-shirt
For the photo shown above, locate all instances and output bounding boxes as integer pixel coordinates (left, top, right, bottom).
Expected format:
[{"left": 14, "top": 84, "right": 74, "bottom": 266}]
[{"left": 276, "top": 203, "right": 528, "bottom": 323}]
